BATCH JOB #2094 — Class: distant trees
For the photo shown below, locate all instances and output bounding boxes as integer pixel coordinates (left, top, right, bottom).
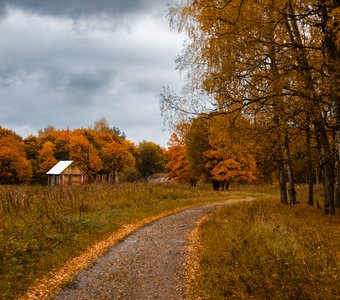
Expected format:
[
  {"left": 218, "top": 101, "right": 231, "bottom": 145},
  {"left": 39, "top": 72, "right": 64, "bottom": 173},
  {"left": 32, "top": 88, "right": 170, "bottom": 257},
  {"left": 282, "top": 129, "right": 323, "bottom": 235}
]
[
  {"left": 0, "top": 127, "right": 31, "bottom": 184},
  {"left": 29, "top": 127, "right": 165, "bottom": 183},
  {"left": 101, "top": 139, "right": 135, "bottom": 183},
  {"left": 166, "top": 114, "right": 257, "bottom": 190},
  {"left": 0, "top": 119, "right": 166, "bottom": 184},
  {"left": 204, "top": 114, "right": 256, "bottom": 190},
  {"left": 185, "top": 117, "right": 210, "bottom": 185},
  {"left": 166, "top": 123, "right": 191, "bottom": 183},
  {"left": 136, "top": 141, "right": 166, "bottom": 179},
  {"left": 36, "top": 141, "right": 58, "bottom": 182}
]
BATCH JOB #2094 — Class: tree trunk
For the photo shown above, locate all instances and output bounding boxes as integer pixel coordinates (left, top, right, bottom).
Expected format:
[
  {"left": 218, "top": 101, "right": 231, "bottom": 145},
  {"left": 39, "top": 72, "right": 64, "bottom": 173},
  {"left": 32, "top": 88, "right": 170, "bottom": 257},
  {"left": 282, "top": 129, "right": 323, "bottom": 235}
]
[
  {"left": 221, "top": 181, "right": 230, "bottom": 191},
  {"left": 276, "top": 141, "right": 288, "bottom": 205},
  {"left": 284, "top": 129, "right": 297, "bottom": 205},
  {"left": 114, "top": 171, "right": 119, "bottom": 184},
  {"left": 336, "top": 163, "right": 340, "bottom": 208},
  {"left": 306, "top": 122, "right": 314, "bottom": 206},
  {"left": 286, "top": 1, "right": 335, "bottom": 213},
  {"left": 320, "top": 0, "right": 340, "bottom": 209},
  {"left": 278, "top": 162, "right": 288, "bottom": 205},
  {"left": 314, "top": 121, "right": 335, "bottom": 214},
  {"left": 268, "top": 25, "right": 287, "bottom": 205},
  {"left": 212, "top": 180, "right": 220, "bottom": 191},
  {"left": 335, "top": 133, "right": 340, "bottom": 208}
]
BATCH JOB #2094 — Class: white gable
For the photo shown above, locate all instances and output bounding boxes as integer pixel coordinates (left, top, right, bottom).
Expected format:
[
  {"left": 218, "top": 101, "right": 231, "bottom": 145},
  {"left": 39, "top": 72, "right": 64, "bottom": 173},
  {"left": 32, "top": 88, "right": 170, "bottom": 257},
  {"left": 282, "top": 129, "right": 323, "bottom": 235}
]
[{"left": 47, "top": 160, "right": 74, "bottom": 175}]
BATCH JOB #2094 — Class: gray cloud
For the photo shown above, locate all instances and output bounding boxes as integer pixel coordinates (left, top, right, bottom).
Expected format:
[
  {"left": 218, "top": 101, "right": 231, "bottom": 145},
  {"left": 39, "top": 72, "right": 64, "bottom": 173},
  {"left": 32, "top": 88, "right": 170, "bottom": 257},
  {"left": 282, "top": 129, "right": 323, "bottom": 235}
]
[
  {"left": 0, "top": 68, "right": 16, "bottom": 88},
  {"left": 0, "top": 1, "right": 184, "bottom": 146},
  {"left": 42, "top": 69, "right": 116, "bottom": 95},
  {"left": 67, "top": 71, "right": 112, "bottom": 91},
  {"left": 0, "top": 0, "right": 165, "bottom": 18}
]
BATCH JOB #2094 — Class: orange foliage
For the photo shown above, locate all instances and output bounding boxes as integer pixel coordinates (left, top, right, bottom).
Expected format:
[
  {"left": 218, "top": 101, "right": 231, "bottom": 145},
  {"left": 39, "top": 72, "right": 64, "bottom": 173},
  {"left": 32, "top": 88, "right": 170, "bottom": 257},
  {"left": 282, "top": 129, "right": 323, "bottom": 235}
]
[
  {"left": 0, "top": 128, "right": 31, "bottom": 184},
  {"left": 166, "top": 132, "right": 190, "bottom": 182},
  {"left": 69, "top": 132, "right": 102, "bottom": 176},
  {"left": 0, "top": 121, "right": 166, "bottom": 184},
  {"left": 37, "top": 141, "right": 58, "bottom": 177},
  {"left": 101, "top": 139, "right": 135, "bottom": 173},
  {"left": 205, "top": 153, "right": 256, "bottom": 183},
  {"left": 27, "top": 126, "right": 135, "bottom": 182},
  {"left": 166, "top": 114, "right": 257, "bottom": 187},
  {"left": 205, "top": 114, "right": 257, "bottom": 184}
]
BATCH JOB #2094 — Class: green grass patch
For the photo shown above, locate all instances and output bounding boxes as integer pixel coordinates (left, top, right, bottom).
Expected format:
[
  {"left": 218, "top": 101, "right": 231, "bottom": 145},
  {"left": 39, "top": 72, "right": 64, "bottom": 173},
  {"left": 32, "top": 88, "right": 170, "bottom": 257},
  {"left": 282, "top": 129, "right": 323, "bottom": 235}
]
[
  {"left": 0, "top": 182, "right": 253, "bottom": 299},
  {"left": 191, "top": 189, "right": 340, "bottom": 299}
]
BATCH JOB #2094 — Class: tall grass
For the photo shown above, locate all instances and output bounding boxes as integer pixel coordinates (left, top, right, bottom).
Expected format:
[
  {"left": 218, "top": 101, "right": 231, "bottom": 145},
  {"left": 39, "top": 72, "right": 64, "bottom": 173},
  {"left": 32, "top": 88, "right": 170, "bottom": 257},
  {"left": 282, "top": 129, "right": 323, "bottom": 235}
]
[
  {"left": 189, "top": 189, "right": 340, "bottom": 299},
  {"left": 0, "top": 183, "right": 239, "bottom": 299}
]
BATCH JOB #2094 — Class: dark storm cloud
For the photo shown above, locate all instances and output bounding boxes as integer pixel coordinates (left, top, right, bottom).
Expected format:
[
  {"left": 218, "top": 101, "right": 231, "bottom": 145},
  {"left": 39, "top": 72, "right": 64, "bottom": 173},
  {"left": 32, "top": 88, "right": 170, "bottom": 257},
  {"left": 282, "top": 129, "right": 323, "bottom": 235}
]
[
  {"left": 43, "top": 69, "right": 116, "bottom": 93},
  {"left": 67, "top": 71, "right": 113, "bottom": 91},
  {"left": 0, "top": 0, "right": 164, "bottom": 18}
]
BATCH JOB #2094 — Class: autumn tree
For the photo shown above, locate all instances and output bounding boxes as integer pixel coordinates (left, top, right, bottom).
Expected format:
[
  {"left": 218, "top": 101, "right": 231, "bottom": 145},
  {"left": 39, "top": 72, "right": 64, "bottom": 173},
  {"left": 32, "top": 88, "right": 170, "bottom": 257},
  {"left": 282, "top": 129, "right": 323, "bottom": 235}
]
[
  {"left": 69, "top": 131, "right": 102, "bottom": 178},
  {"left": 24, "top": 135, "right": 40, "bottom": 183},
  {"left": 322, "top": 0, "right": 340, "bottom": 208},
  {"left": 166, "top": 123, "right": 191, "bottom": 183},
  {"left": 163, "top": 0, "right": 339, "bottom": 213},
  {"left": 53, "top": 130, "right": 71, "bottom": 161},
  {"left": 185, "top": 116, "right": 210, "bottom": 184},
  {"left": 283, "top": 0, "right": 337, "bottom": 212},
  {"left": 93, "top": 117, "right": 111, "bottom": 133},
  {"left": 137, "top": 141, "right": 165, "bottom": 179},
  {"left": 118, "top": 140, "right": 140, "bottom": 182},
  {"left": 38, "top": 124, "right": 55, "bottom": 136},
  {"left": 101, "top": 139, "right": 135, "bottom": 183},
  {"left": 35, "top": 141, "right": 58, "bottom": 183},
  {"left": 0, "top": 127, "right": 31, "bottom": 184},
  {"left": 166, "top": 113, "right": 257, "bottom": 190},
  {"left": 92, "top": 117, "right": 125, "bottom": 140},
  {"left": 0, "top": 117, "right": 144, "bottom": 185},
  {"left": 205, "top": 113, "right": 257, "bottom": 190}
]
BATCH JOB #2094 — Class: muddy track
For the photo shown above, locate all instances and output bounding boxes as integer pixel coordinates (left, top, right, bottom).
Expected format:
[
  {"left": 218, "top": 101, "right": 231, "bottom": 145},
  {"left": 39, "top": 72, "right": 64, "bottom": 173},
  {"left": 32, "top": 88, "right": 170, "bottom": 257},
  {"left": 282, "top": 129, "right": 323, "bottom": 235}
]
[{"left": 52, "top": 199, "right": 253, "bottom": 300}]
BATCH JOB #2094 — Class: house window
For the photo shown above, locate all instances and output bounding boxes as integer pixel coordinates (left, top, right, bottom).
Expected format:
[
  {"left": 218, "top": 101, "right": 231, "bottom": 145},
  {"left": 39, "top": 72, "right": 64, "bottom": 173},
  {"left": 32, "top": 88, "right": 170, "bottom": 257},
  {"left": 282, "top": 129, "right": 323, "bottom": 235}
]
[{"left": 71, "top": 165, "right": 75, "bottom": 171}]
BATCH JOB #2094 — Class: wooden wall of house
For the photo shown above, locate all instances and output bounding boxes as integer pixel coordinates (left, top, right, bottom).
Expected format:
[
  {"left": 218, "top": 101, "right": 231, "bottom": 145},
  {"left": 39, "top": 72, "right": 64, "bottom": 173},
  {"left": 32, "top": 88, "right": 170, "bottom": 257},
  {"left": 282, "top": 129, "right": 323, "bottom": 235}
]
[
  {"left": 62, "top": 174, "right": 83, "bottom": 185},
  {"left": 48, "top": 174, "right": 84, "bottom": 186},
  {"left": 62, "top": 164, "right": 84, "bottom": 175}
]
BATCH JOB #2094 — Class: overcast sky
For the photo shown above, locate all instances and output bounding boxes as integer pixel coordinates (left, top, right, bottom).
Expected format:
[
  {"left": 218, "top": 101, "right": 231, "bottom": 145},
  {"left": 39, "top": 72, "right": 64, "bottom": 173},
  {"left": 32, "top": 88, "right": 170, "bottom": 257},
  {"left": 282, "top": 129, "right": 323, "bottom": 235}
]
[{"left": 0, "top": 0, "right": 185, "bottom": 146}]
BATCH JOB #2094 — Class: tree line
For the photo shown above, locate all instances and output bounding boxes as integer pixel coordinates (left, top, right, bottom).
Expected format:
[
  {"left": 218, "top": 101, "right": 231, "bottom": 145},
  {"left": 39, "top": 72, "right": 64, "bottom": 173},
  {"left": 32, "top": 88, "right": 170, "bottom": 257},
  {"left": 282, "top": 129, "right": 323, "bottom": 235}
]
[
  {"left": 0, "top": 118, "right": 166, "bottom": 184},
  {"left": 161, "top": 0, "right": 340, "bottom": 214}
]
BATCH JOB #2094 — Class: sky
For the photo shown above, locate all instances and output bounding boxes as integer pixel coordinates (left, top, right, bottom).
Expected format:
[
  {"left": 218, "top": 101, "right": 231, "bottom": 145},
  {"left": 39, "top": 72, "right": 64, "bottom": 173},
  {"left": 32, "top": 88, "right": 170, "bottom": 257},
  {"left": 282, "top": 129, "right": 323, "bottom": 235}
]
[{"left": 0, "top": 0, "right": 185, "bottom": 147}]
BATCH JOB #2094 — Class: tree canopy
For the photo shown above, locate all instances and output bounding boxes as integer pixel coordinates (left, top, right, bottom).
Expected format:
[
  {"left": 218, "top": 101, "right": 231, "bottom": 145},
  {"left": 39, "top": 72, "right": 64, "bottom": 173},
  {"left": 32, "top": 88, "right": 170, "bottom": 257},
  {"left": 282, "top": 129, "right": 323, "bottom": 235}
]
[
  {"left": 162, "top": 0, "right": 340, "bottom": 213},
  {"left": 0, "top": 120, "right": 165, "bottom": 184}
]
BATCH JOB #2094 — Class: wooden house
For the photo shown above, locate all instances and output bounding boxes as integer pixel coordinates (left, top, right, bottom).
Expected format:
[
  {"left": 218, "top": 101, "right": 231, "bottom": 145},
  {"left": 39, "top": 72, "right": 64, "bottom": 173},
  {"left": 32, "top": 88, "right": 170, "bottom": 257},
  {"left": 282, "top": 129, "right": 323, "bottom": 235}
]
[{"left": 47, "top": 160, "right": 86, "bottom": 187}]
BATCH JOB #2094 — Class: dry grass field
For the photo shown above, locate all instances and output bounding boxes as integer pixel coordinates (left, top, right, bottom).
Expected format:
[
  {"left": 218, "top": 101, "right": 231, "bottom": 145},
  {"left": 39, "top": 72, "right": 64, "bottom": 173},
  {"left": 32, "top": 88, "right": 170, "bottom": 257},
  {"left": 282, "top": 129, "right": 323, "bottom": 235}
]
[
  {"left": 0, "top": 183, "right": 238, "bottom": 299},
  {"left": 187, "top": 185, "right": 340, "bottom": 299},
  {"left": 1, "top": 183, "right": 339, "bottom": 299}
]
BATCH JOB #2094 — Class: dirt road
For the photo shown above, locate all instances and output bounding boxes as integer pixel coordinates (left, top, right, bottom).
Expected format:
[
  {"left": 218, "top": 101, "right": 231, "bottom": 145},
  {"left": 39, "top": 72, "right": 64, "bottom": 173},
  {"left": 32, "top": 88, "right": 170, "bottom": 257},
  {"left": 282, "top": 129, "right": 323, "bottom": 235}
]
[{"left": 53, "top": 199, "right": 252, "bottom": 300}]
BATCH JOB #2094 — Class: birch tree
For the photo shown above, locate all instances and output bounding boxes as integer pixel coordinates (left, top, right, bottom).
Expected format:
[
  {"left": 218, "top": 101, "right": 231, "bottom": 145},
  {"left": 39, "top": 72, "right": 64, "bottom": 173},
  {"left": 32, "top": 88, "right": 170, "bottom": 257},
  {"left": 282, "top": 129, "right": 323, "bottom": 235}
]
[{"left": 163, "top": 0, "right": 339, "bottom": 213}]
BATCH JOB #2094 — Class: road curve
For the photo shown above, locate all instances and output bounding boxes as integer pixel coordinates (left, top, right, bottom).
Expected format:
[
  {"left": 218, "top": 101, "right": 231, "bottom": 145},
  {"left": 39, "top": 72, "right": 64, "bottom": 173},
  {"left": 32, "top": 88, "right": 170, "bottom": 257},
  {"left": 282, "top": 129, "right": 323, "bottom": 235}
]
[{"left": 53, "top": 199, "right": 252, "bottom": 300}]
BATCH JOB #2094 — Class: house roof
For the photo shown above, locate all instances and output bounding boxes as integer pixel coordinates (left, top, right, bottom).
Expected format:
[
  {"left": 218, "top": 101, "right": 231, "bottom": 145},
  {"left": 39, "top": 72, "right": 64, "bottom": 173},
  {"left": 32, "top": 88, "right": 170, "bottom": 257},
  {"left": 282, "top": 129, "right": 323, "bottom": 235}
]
[{"left": 47, "top": 160, "right": 74, "bottom": 175}]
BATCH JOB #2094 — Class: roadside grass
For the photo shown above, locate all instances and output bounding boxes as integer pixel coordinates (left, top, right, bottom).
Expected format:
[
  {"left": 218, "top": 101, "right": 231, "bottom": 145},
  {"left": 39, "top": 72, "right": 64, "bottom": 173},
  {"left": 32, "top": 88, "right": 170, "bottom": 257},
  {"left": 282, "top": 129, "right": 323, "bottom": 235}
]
[
  {"left": 190, "top": 185, "right": 340, "bottom": 299},
  {"left": 0, "top": 182, "right": 254, "bottom": 300}
]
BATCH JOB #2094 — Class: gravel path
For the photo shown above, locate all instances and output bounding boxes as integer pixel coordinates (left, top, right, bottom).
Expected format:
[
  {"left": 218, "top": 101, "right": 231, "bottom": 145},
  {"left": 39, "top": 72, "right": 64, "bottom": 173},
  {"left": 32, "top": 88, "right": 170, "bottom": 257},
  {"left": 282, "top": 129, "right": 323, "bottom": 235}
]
[{"left": 53, "top": 200, "right": 250, "bottom": 300}]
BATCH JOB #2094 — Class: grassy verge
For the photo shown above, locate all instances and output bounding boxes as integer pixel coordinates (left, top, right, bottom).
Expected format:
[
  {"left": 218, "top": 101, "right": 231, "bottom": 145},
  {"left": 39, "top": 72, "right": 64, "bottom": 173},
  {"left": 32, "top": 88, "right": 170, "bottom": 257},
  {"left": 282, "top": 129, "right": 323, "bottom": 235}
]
[
  {"left": 0, "top": 182, "right": 253, "bottom": 299},
  {"left": 189, "top": 187, "right": 340, "bottom": 299}
]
